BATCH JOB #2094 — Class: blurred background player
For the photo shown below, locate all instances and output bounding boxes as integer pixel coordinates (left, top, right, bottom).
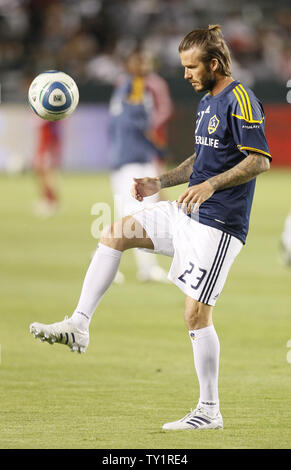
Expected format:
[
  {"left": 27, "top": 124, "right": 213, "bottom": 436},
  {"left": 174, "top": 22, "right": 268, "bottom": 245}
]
[
  {"left": 280, "top": 210, "right": 291, "bottom": 265},
  {"left": 108, "top": 48, "right": 173, "bottom": 282},
  {"left": 33, "top": 118, "right": 62, "bottom": 217}
]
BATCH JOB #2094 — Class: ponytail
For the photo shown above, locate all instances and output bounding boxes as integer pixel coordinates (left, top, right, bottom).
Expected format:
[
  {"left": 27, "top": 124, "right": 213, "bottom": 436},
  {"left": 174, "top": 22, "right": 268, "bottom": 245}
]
[
  {"left": 208, "top": 24, "right": 222, "bottom": 34},
  {"left": 178, "top": 25, "right": 231, "bottom": 76}
]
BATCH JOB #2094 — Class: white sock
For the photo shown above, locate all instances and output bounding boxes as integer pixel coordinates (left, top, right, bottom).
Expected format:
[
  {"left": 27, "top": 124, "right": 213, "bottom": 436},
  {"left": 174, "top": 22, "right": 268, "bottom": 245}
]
[
  {"left": 282, "top": 215, "right": 291, "bottom": 249},
  {"left": 70, "top": 243, "right": 122, "bottom": 330},
  {"left": 189, "top": 325, "right": 220, "bottom": 416}
]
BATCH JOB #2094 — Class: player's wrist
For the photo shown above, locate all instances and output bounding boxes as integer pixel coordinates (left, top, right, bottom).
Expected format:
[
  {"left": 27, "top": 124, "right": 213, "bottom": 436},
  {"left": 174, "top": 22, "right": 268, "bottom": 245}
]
[
  {"left": 207, "top": 177, "right": 218, "bottom": 192},
  {"left": 155, "top": 176, "right": 163, "bottom": 190}
]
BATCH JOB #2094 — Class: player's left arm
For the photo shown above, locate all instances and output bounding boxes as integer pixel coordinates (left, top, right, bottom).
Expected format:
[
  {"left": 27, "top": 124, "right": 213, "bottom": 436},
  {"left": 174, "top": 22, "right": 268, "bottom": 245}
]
[
  {"left": 208, "top": 152, "right": 270, "bottom": 190},
  {"left": 178, "top": 152, "right": 270, "bottom": 214}
]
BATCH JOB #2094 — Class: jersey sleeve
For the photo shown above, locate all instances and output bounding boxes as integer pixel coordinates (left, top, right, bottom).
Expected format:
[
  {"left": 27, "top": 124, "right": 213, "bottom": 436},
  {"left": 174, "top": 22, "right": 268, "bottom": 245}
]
[{"left": 229, "top": 84, "right": 272, "bottom": 161}]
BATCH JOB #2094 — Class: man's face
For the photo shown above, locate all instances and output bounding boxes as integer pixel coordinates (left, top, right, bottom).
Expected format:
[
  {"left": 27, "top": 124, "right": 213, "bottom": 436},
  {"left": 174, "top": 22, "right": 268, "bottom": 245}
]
[
  {"left": 126, "top": 53, "right": 151, "bottom": 77},
  {"left": 180, "top": 46, "right": 216, "bottom": 93}
]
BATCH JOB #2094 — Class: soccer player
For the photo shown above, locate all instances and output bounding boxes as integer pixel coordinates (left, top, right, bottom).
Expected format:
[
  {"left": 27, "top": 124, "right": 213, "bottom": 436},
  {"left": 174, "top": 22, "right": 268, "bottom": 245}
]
[
  {"left": 30, "top": 25, "right": 271, "bottom": 430},
  {"left": 109, "top": 48, "right": 173, "bottom": 282},
  {"left": 33, "top": 119, "right": 62, "bottom": 217},
  {"left": 280, "top": 211, "right": 291, "bottom": 265}
]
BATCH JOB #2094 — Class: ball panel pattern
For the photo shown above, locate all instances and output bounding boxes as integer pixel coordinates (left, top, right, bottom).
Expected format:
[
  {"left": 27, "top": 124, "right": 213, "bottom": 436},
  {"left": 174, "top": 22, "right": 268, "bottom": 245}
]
[{"left": 42, "top": 82, "right": 72, "bottom": 112}]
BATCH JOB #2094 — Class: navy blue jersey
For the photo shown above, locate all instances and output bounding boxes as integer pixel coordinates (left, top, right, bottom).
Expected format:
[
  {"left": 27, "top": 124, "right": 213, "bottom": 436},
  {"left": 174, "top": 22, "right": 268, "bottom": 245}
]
[
  {"left": 108, "top": 76, "right": 163, "bottom": 169},
  {"left": 189, "top": 80, "right": 272, "bottom": 244}
]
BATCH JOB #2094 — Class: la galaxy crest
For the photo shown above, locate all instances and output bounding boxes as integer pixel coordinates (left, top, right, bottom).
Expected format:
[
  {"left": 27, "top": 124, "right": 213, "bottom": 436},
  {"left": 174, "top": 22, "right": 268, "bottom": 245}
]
[{"left": 208, "top": 115, "right": 220, "bottom": 134}]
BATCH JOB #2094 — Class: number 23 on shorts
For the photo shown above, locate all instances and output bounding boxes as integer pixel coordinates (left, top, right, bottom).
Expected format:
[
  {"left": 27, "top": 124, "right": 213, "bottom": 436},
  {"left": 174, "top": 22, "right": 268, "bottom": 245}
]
[{"left": 178, "top": 261, "right": 207, "bottom": 290}]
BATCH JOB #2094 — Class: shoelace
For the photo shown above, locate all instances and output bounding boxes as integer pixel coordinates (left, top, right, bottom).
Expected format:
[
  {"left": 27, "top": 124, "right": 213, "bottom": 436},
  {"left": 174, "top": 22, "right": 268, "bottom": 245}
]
[
  {"left": 182, "top": 406, "right": 207, "bottom": 421},
  {"left": 49, "top": 316, "right": 70, "bottom": 341}
]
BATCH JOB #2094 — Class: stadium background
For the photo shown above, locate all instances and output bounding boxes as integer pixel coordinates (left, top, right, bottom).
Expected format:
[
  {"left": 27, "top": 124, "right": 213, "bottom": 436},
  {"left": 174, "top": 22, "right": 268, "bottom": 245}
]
[
  {"left": 1, "top": 0, "right": 291, "bottom": 170},
  {"left": 1, "top": 0, "right": 291, "bottom": 451}
]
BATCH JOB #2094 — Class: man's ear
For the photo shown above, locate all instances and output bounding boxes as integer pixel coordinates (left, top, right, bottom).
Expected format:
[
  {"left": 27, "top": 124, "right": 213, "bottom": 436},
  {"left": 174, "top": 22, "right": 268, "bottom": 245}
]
[{"left": 210, "top": 58, "right": 219, "bottom": 72}]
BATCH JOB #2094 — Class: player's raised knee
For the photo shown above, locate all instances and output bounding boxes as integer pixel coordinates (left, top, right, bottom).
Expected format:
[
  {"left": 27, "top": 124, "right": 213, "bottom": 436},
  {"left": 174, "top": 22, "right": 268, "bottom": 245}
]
[{"left": 100, "top": 220, "right": 129, "bottom": 251}]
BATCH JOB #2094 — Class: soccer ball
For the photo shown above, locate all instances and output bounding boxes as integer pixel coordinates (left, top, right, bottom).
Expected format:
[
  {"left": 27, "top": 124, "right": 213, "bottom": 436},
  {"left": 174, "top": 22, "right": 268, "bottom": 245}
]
[{"left": 28, "top": 70, "right": 79, "bottom": 121}]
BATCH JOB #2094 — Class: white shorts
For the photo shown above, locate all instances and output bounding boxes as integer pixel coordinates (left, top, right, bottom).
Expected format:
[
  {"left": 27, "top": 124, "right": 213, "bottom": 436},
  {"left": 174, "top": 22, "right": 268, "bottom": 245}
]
[
  {"left": 133, "top": 201, "right": 243, "bottom": 306},
  {"left": 111, "top": 162, "right": 159, "bottom": 218}
]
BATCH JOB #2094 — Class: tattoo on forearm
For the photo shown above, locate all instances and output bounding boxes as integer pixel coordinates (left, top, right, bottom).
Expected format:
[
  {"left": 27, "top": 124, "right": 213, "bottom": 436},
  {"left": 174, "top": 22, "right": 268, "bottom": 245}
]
[
  {"left": 160, "top": 153, "right": 196, "bottom": 188},
  {"left": 208, "top": 153, "right": 270, "bottom": 191}
]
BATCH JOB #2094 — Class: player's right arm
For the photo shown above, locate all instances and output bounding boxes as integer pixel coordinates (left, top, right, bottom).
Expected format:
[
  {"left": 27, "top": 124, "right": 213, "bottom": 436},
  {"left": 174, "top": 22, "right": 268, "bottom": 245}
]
[{"left": 131, "top": 153, "right": 196, "bottom": 201}]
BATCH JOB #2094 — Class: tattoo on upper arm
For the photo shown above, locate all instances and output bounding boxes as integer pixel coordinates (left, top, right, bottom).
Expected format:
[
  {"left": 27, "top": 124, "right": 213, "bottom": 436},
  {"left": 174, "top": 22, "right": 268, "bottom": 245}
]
[
  {"left": 160, "top": 153, "right": 196, "bottom": 188},
  {"left": 208, "top": 153, "right": 270, "bottom": 191}
]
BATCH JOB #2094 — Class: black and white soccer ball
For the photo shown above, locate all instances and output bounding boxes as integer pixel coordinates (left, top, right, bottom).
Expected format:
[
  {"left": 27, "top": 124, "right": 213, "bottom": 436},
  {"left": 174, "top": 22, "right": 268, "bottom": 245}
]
[{"left": 28, "top": 70, "right": 79, "bottom": 121}]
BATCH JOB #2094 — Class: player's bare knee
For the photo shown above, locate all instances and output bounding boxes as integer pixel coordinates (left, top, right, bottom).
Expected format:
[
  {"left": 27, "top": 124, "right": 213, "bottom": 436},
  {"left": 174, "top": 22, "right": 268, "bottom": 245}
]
[
  {"left": 100, "top": 223, "right": 113, "bottom": 243},
  {"left": 100, "top": 221, "right": 127, "bottom": 251},
  {"left": 100, "top": 223, "right": 112, "bottom": 240},
  {"left": 184, "top": 301, "right": 199, "bottom": 329},
  {"left": 184, "top": 300, "right": 212, "bottom": 330}
]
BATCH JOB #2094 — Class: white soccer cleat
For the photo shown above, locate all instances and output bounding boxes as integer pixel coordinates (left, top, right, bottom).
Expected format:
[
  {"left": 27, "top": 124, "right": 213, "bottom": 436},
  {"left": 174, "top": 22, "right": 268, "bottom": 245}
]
[
  {"left": 29, "top": 316, "right": 89, "bottom": 353},
  {"left": 33, "top": 199, "right": 59, "bottom": 218},
  {"left": 162, "top": 405, "right": 223, "bottom": 430}
]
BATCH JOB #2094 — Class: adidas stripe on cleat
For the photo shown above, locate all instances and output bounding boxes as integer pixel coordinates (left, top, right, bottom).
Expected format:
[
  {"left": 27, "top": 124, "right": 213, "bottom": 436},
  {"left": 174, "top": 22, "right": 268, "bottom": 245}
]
[
  {"left": 29, "top": 316, "right": 89, "bottom": 353},
  {"left": 162, "top": 405, "right": 223, "bottom": 430}
]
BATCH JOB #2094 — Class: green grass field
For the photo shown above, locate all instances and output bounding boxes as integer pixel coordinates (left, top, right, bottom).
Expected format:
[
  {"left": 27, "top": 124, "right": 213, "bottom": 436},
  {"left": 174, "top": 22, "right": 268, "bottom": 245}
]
[{"left": 1, "top": 169, "right": 291, "bottom": 449}]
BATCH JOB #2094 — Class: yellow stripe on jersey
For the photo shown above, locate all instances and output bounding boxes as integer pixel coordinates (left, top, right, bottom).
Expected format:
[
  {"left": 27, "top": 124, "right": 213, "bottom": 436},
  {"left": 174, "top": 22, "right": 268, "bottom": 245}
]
[
  {"left": 232, "top": 114, "right": 265, "bottom": 124},
  {"left": 232, "top": 85, "right": 264, "bottom": 123},
  {"left": 237, "top": 145, "right": 272, "bottom": 158},
  {"left": 232, "top": 88, "right": 246, "bottom": 119},
  {"left": 127, "top": 77, "right": 144, "bottom": 104},
  {"left": 236, "top": 86, "right": 250, "bottom": 121},
  {"left": 238, "top": 84, "right": 253, "bottom": 121}
]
